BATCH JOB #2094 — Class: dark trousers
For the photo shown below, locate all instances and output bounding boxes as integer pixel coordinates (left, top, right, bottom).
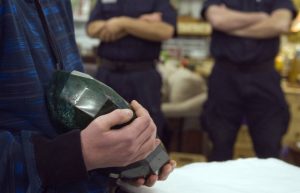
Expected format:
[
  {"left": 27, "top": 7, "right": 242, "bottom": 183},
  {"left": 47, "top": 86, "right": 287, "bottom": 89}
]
[
  {"left": 96, "top": 65, "right": 165, "bottom": 138},
  {"left": 201, "top": 62, "right": 290, "bottom": 161}
]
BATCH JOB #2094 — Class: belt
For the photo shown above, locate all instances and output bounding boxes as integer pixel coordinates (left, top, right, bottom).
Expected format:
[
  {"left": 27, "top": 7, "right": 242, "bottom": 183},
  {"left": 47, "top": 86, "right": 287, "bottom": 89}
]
[
  {"left": 99, "top": 58, "right": 156, "bottom": 72},
  {"left": 215, "top": 59, "right": 275, "bottom": 73}
]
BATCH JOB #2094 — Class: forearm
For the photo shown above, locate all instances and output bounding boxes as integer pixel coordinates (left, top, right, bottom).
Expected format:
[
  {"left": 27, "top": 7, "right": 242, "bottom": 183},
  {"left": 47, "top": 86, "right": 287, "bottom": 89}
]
[
  {"left": 229, "top": 9, "right": 293, "bottom": 39},
  {"left": 86, "top": 20, "right": 106, "bottom": 38},
  {"left": 120, "top": 16, "right": 175, "bottom": 41},
  {"left": 206, "top": 5, "right": 267, "bottom": 32}
]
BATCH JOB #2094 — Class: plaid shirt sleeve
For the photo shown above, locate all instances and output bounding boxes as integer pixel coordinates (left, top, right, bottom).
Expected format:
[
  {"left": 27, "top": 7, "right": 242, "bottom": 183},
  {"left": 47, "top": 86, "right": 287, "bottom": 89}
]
[{"left": 0, "top": 0, "right": 109, "bottom": 192}]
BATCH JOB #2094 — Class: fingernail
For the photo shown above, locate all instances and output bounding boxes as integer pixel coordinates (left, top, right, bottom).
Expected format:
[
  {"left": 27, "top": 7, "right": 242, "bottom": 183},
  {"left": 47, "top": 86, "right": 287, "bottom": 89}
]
[
  {"left": 132, "top": 100, "right": 139, "bottom": 105},
  {"left": 173, "top": 161, "right": 177, "bottom": 168},
  {"left": 155, "top": 139, "right": 161, "bottom": 145},
  {"left": 123, "top": 109, "right": 133, "bottom": 117}
]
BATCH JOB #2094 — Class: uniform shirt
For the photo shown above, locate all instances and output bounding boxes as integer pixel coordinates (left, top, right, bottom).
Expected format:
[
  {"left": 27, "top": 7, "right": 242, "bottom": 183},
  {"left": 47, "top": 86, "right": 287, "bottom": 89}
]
[
  {"left": 88, "top": 0, "right": 177, "bottom": 62},
  {"left": 201, "top": 0, "right": 297, "bottom": 65},
  {"left": 0, "top": 0, "right": 108, "bottom": 192}
]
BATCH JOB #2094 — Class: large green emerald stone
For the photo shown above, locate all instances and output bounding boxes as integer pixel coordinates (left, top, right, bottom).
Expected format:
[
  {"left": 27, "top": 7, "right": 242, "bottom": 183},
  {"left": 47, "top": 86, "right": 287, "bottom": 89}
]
[
  {"left": 46, "top": 70, "right": 169, "bottom": 179},
  {"left": 47, "top": 70, "right": 133, "bottom": 133}
]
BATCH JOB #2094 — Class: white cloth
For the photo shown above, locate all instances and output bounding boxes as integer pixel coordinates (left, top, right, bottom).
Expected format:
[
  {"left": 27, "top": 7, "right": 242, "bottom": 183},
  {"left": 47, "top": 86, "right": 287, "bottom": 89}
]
[
  {"left": 160, "top": 66, "right": 207, "bottom": 117},
  {"left": 120, "top": 158, "right": 300, "bottom": 193}
]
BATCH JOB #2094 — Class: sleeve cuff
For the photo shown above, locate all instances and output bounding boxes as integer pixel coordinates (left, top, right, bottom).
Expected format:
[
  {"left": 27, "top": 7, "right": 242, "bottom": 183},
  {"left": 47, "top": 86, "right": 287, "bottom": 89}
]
[{"left": 32, "top": 130, "right": 88, "bottom": 187}]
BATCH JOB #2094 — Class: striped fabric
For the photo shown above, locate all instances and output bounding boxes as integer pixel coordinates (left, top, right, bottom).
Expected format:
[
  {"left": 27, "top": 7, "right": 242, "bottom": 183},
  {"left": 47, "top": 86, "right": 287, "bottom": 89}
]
[{"left": 0, "top": 0, "right": 108, "bottom": 192}]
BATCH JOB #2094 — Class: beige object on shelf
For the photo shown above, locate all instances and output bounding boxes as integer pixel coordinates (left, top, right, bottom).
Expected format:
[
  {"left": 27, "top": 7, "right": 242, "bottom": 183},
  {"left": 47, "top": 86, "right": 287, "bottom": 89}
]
[
  {"left": 282, "top": 80, "right": 300, "bottom": 95},
  {"left": 159, "top": 64, "right": 208, "bottom": 153},
  {"left": 161, "top": 67, "right": 207, "bottom": 117},
  {"left": 177, "top": 16, "right": 212, "bottom": 36}
]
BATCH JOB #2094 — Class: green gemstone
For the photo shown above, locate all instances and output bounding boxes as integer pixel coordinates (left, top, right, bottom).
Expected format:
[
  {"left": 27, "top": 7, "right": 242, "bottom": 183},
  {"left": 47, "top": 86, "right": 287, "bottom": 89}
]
[
  {"left": 46, "top": 70, "right": 169, "bottom": 179},
  {"left": 47, "top": 70, "right": 133, "bottom": 133}
]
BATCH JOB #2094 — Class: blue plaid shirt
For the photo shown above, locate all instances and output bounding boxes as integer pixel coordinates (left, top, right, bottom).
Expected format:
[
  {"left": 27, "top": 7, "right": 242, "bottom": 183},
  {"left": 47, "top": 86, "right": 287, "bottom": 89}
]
[{"left": 0, "top": 0, "right": 108, "bottom": 192}]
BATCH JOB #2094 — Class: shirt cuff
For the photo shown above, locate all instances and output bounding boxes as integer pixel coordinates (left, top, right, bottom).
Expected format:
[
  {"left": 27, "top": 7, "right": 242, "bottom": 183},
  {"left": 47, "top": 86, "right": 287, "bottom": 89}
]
[{"left": 32, "top": 130, "right": 88, "bottom": 187}]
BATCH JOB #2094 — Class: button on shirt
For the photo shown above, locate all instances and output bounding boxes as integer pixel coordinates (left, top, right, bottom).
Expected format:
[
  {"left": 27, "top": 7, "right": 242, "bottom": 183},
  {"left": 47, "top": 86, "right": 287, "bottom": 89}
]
[
  {"left": 201, "top": 0, "right": 297, "bottom": 65},
  {"left": 88, "top": 0, "right": 177, "bottom": 62}
]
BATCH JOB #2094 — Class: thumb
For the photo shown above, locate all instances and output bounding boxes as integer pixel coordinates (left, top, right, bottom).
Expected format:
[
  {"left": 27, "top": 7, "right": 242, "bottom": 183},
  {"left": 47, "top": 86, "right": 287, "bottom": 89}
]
[{"left": 95, "top": 109, "right": 134, "bottom": 130}]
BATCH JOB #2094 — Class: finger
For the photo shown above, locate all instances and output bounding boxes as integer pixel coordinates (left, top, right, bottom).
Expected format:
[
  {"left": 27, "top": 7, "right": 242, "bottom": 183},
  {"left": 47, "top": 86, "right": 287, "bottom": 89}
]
[
  {"left": 109, "top": 33, "right": 116, "bottom": 42},
  {"left": 139, "top": 15, "right": 146, "bottom": 20},
  {"left": 102, "top": 30, "right": 111, "bottom": 42},
  {"left": 132, "top": 112, "right": 158, "bottom": 147},
  {"left": 144, "top": 174, "right": 158, "bottom": 187},
  {"left": 169, "top": 160, "right": 177, "bottom": 169},
  {"left": 107, "top": 31, "right": 113, "bottom": 42},
  {"left": 93, "top": 109, "right": 133, "bottom": 130},
  {"left": 116, "top": 101, "right": 152, "bottom": 139},
  {"left": 154, "top": 12, "right": 162, "bottom": 18},
  {"left": 158, "top": 160, "right": 177, "bottom": 181},
  {"left": 129, "top": 138, "right": 159, "bottom": 164},
  {"left": 125, "top": 178, "right": 145, "bottom": 187},
  {"left": 133, "top": 119, "right": 157, "bottom": 148},
  {"left": 103, "top": 30, "right": 112, "bottom": 42},
  {"left": 110, "top": 117, "right": 156, "bottom": 165},
  {"left": 99, "top": 29, "right": 107, "bottom": 40},
  {"left": 131, "top": 100, "right": 150, "bottom": 118}
]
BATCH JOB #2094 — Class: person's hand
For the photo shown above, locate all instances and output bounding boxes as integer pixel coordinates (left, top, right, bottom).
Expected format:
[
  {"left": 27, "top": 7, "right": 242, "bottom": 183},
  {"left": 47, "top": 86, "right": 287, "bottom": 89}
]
[
  {"left": 87, "top": 21, "right": 106, "bottom": 38},
  {"left": 257, "top": 12, "right": 269, "bottom": 21},
  {"left": 99, "top": 17, "right": 127, "bottom": 42},
  {"left": 80, "top": 100, "right": 159, "bottom": 171},
  {"left": 124, "top": 159, "right": 176, "bottom": 187},
  {"left": 98, "top": 28, "right": 114, "bottom": 42},
  {"left": 139, "top": 12, "right": 162, "bottom": 22},
  {"left": 100, "top": 29, "right": 127, "bottom": 42}
]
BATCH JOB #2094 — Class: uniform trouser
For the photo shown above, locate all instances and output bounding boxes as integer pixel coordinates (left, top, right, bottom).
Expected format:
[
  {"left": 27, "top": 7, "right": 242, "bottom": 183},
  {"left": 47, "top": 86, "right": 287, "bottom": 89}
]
[
  {"left": 201, "top": 62, "right": 290, "bottom": 161},
  {"left": 95, "top": 66, "right": 165, "bottom": 138}
]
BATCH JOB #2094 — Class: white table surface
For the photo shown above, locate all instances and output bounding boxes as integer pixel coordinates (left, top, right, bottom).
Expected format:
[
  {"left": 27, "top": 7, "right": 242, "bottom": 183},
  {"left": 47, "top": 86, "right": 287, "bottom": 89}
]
[{"left": 120, "top": 158, "right": 300, "bottom": 193}]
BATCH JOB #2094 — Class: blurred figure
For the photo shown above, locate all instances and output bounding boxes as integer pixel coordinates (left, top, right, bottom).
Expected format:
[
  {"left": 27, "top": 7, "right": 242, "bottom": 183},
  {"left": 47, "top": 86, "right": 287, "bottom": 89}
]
[
  {"left": 201, "top": 0, "right": 297, "bottom": 161},
  {"left": 86, "top": 0, "right": 177, "bottom": 138}
]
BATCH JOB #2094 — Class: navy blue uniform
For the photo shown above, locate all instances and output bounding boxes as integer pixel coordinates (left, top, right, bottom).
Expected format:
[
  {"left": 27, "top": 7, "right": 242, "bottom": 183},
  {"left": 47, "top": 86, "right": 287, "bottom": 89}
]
[
  {"left": 201, "top": 0, "right": 297, "bottom": 161},
  {"left": 88, "top": 0, "right": 176, "bottom": 137}
]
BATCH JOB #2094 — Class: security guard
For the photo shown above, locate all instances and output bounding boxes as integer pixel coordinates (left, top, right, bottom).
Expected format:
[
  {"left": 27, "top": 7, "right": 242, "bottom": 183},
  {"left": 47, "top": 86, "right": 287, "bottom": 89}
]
[
  {"left": 201, "top": 0, "right": 297, "bottom": 161},
  {"left": 87, "top": 0, "right": 177, "bottom": 138}
]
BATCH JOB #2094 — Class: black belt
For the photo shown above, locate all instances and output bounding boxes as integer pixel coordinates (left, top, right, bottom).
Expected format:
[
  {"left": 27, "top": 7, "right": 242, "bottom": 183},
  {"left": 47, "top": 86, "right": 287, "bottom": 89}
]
[
  {"left": 215, "top": 59, "right": 274, "bottom": 73},
  {"left": 99, "top": 58, "right": 155, "bottom": 72}
]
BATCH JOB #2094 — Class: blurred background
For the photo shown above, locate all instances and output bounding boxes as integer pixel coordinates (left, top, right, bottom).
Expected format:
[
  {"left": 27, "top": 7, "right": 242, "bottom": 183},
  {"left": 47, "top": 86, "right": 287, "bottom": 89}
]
[{"left": 71, "top": 0, "right": 300, "bottom": 167}]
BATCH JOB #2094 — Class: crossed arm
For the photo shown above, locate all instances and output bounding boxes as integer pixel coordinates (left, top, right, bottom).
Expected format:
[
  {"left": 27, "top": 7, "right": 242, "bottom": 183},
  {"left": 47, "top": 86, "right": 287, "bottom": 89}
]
[
  {"left": 205, "top": 5, "right": 293, "bottom": 39},
  {"left": 87, "top": 13, "right": 175, "bottom": 42}
]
